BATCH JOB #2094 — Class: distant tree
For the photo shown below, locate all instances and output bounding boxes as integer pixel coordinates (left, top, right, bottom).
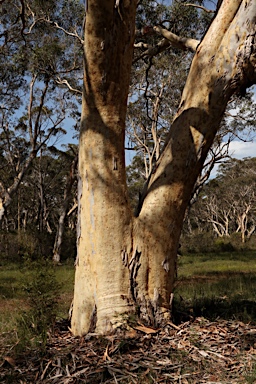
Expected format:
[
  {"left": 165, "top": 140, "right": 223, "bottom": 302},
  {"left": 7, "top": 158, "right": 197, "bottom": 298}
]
[
  {"left": 126, "top": 155, "right": 146, "bottom": 211},
  {"left": 217, "top": 158, "right": 256, "bottom": 242},
  {"left": 188, "top": 158, "right": 256, "bottom": 242},
  {"left": 53, "top": 146, "right": 78, "bottom": 263},
  {"left": 0, "top": 0, "right": 83, "bottom": 223}
]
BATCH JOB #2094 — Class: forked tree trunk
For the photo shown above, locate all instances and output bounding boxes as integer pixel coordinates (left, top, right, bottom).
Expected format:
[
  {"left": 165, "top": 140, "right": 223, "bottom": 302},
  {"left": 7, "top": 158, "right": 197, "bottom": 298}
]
[{"left": 72, "top": 0, "right": 256, "bottom": 335}]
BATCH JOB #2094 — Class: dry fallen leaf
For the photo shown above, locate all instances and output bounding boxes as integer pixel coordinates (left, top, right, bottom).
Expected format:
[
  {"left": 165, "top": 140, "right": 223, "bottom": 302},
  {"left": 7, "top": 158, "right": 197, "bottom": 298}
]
[
  {"left": 133, "top": 325, "right": 159, "bottom": 334},
  {"left": 125, "top": 329, "right": 138, "bottom": 338},
  {"left": 103, "top": 345, "right": 112, "bottom": 361},
  {"left": 3, "top": 356, "right": 16, "bottom": 367}
]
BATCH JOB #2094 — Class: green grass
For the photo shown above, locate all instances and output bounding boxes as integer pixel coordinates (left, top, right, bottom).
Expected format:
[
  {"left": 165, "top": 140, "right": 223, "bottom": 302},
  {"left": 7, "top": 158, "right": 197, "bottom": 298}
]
[
  {"left": 1, "top": 250, "right": 256, "bottom": 335},
  {"left": 0, "top": 262, "right": 74, "bottom": 333},
  {"left": 178, "top": 251, "right": 256, "bottom": 276},
  {"left": 174, "top": 250, "right": 256, "bottom": 324}
]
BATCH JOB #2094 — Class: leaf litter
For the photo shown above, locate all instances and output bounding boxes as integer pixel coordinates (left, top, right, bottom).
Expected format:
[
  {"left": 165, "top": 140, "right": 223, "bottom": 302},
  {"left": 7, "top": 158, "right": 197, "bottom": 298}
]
[{"left": 1, "top": 317, "right": 256, "bottom": 383}]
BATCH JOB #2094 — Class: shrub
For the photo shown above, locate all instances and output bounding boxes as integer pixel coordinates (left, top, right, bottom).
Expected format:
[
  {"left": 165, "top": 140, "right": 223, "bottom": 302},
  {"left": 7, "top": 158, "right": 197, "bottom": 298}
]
[{"left": 214, "top": 239, "right": 235, "bottom": 252}]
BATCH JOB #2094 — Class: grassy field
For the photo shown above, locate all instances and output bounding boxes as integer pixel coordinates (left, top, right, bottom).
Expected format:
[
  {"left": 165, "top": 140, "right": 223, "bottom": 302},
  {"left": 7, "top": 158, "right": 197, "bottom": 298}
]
[
  {"left": 0, "top": 250, "right": 256, "bottom": 334},
  {"left": 174, "top": 250, "right": 256, "bottom": 323},
  {"left": 0, "top": 262, "right": 74, "bottom": 334}
]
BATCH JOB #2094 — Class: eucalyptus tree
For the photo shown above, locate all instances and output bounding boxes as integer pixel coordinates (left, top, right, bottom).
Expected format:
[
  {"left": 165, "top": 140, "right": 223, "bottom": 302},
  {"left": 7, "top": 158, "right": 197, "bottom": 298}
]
[
  {"left": 2, "top": 149, "right": 77, "bottom": 260},
  {"left": 210, "top": 158, "right": 256, "bottom": 242},
  {"left": 52, "top": 146, "right": 78, "bottom": 263},
  {"left": 0, "top": 0, "right": 83, "bottom": 223},
  {"left": 1, "top": 149, "right": 68, "bottom": 232},
  {"left": 187, "top": 157, "right": 256, "bottom": 243},
  {"left": 69, "top": 0, "right": 255, "bottom": 336}
]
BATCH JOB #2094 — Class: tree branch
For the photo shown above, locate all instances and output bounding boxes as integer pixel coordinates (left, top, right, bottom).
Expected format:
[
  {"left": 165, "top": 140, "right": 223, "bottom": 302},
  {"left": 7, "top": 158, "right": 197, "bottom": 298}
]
[
  {"left": 183, "top": 3, "right": 215, "bottom": 14},
  {"left": 28, "top": 74, "right": 37, "bottom": 145},
  {"left": 133, "top": 25, "right": 200, "bottom": 62},
  {"left": 133, "top": 38, "right": 170, "bottom": 63},
  {"left": 56, "top": 77, "right": 82, "bottom": 95},
  {"left": 52, "top": 21, "right": 84, "bottom": 44},
  {"left": 153, "top": 26, "right": 200, "bottom": 52},
  {"left": 134, "top": 42, "right": 150, "bottom": 49}
]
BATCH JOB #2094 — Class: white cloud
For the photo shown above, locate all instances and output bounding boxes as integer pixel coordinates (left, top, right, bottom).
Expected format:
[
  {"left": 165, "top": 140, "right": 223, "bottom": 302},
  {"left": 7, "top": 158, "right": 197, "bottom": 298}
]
[{"left": 228, "top": 141, "right": 256, "bottom": 159}]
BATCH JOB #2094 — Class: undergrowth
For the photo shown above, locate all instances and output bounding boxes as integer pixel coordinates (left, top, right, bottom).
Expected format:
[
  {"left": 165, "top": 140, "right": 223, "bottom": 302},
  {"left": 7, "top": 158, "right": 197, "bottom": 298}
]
[{"left": 15, "top": 258, "right": 60, "bottom": 354}]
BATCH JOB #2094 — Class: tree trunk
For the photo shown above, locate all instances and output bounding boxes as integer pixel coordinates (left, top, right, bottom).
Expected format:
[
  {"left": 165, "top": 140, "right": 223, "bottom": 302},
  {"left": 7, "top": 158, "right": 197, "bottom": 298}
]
[
  {"left": 0, "top": 189, "right": 11, "bottom": 223},
  {"left": 71, "top": 0, "right": 137, "bottom": 335},
  {"left": 53, "top": 155, "right": 78, "bottom": 263},
  {"left": 72, "top": 0, "right": 256, "bottom": 336},
  {"left": 0, "top": 152, "right": 36, "bottom": 223}
]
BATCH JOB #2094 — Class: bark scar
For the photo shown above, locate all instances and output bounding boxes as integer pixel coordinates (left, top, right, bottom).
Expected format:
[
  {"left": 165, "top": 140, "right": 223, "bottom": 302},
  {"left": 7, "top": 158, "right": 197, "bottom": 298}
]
[
  {"left": 113, "top": 156, "right": 118, "bottom": 170},
  {"left": 128, "top": 247, "right": 141, "bottom": 302},
  {"left": 121, "top": 249, "right": 128, "bottom": 266},
  {"left": 162, "top": 259, "right": 169, "bottom": 272}
]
